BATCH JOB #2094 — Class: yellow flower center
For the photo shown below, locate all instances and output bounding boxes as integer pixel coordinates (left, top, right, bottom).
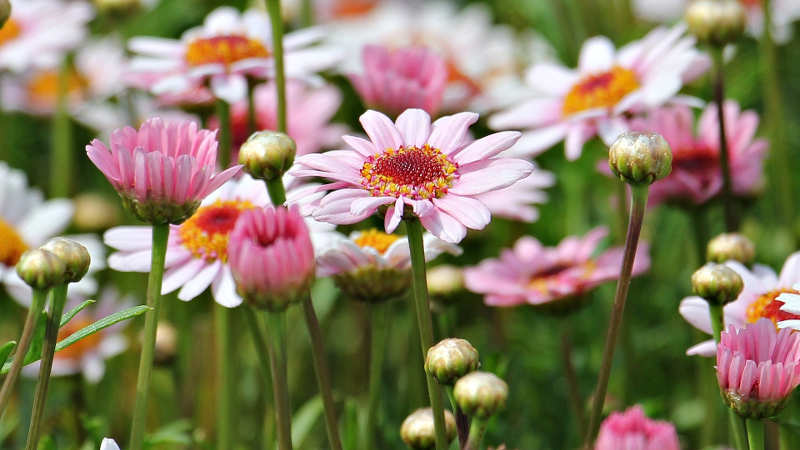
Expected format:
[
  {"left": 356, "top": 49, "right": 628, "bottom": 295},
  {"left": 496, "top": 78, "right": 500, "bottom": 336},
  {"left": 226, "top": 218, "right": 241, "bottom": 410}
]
[
  {"left": 353, "top": 229, "right": 400, "bottom": 254},
  {"left": 56, "top": 318, "right": 102, "bottom": 360},
  {"left": 332, "top": 0, "right": 379, "bottom": 18},
  {"left": 185, "top": 35, "right": 270, "bottom": 68},
  {"left": 562, "top": 66, "right": 639, "bottom": 116},
  {"left": 0, "top": 18, "right": 21, "bottom": 47},
  {"left": 27, "top": 69, "right": 88, "bottom": 108},
  {"left": 746, "top": 288, "right": 800, "bottom": 327},
  {"left": 178, "top": 200, "right": 256, "bottom": 262},
  {"left": 360, "top": 145, "right": 458, "bottom": 200},
  {"left": 0, "top": 218, "right": 28, "bottom": 267}
]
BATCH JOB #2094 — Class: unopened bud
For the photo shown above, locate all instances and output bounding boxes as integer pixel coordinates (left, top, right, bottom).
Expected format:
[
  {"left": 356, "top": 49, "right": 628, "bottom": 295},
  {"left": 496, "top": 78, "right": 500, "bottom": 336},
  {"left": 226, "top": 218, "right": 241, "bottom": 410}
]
[
  {"left": 425, "top": 338, "right": 480, "bottom": 385},
  {"left": 16, "top": 249, "right": 66, "bottom": 290},
  {"left": 691, "top": 263, "right": 743, "bottom": 305},
  {"left": 0, "top": 0, "right": 10, "bottom": 28},
  {"left": 707, "top": 233, "right": 755, "bottom": 265},
  {"left": 154, "top": 322, "right": 178, "bottom": 365},
  {"left": 238, "top": 131, "right": 296, "bottom": 182},
  {"left": 400, "top": 408, "right": 456, "bottom": 449},
  {"left": 426, "top": 265, "right": 464, "bottom": 297},
  {"left": 685, "top": 0, "right": 746, "bottom": 47},
  {"left": 454, "top": 371, "right": 508, "bottom": 419},
  {"left": 73, "top": 193, "right": 121, "bottom": 231},
  {"left": 608, "top": 132, "right": 672, "bottom": 185},
  {"left": 40, "top": 238, "right": 90, "bottom": 283}
]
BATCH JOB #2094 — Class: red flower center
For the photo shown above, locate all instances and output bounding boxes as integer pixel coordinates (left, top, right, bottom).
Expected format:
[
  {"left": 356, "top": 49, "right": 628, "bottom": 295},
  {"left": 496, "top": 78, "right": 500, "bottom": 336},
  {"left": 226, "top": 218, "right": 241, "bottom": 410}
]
[
  {"left": 179, "top": 200, "right": 256, "bottom": 262},
  {"left": 360, "top": 145, "right": 458, "bottom": 200},
  {"left": 562, "top": 66, "right": 639, "bottom": 115},
  {"left": 746, "top": 288, "right": 800, "bottom": 327},
  {"left": 185, "top": 35, "right": 270, "bottom": 68},
  {"left": 673, "top": 148, "right": 718, "bottom": 171}
]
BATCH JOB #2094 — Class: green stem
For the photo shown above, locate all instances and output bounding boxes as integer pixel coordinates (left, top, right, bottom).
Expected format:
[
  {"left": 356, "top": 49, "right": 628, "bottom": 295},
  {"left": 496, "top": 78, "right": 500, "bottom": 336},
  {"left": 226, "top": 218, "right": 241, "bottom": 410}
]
[
  {"left": 711, "top": 49, "right": 736, "bottom": 232},
  {"left": 560, "top": 322, "right": 586, "bottom": 436},
  {"left": 216, "top": 99, "right": 232, "bottom": 168},
  {"left": 365, "top": 303, "right": 387, "bottom": 449},
  {"left": 709, "top": 304, "right": 724, "bottom": 343},
  {"left": 50, "top": 57, "right": 73, "bottom": 198},
  {"left": 267, "top": 179, "right": 287, "bottom": 205},
  {"left": 24, "top": 284, "right": 68, "bottom": 450},
  {"left": 129, "top": 223, "right": 170, "bottom": 450},
  {"left": 244, "top": 307, "right": 272, "bottom": 384},
  {"left": 265, "top": 0, "right": 288, "bottom": 134},
  {"left": 214, "top": 305, "right": 234, "bottom": 450},
  {"left": 464, "top": 417, "right": 487, "bottom": 450},
  {"left": 779, "top": 423, "right": 792, "bottom": 450},
  {"left": 729, "top": 410, "right": 748, "bottom": 450},
  {"left": 689, "top": 208, "right": 709, "bottom": 265},
  {"left": 0, "top": 289, "right": 48, "bottom": 416},
  {"left": 446, "top": 388, "right": 468, "bottom": 447},
  {"left": 302, "top": 296, "right": 342, "bottom": 450},
  {"left": 405, "top": 218, "right": 448, "bottom": 450},
  {"left": 584, "top": 186, "right": 649, "bottom": 446},
  {"left": 265, "top": 311, "right": 292, "bottom": 450},
  {"left": 747, "top": 419, "right": 764, "bottom": 450},
  {"left": 247, "top": 80, "right": 258, "bottom": 136},
  {"left": 300, "top": 0, "right": 313, "bottom": 27}
]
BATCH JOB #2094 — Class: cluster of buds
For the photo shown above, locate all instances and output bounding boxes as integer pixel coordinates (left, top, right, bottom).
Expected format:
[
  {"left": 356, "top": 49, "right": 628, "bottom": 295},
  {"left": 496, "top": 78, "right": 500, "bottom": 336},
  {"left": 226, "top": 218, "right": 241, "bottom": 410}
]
[
  {"left": 685, "top": 0, "right": 746, "bottom": 47},
  {"left": 16, "top": 238, "right": 91, "bottom": 290},
  {"left": 239, "top": 131, "right": 296, "bottom": 183}
]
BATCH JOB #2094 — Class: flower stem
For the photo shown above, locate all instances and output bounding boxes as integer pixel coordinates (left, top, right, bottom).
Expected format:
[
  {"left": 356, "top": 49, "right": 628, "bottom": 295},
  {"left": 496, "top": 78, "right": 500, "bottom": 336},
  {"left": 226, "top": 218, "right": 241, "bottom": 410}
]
[
  {"left": 244, "top": 307, "right": 272, "bottom": 384},
  {"left": 216, "top": 99, "right": 232, "bottom": 168},
  {"left": 50, "top": 57, "right": 73, "bottom": 198},
  {"left": 264, "top": 0, "right": 288, "bottom": 134},
  {"left": 129, "top": 223, "right": 170, "bottom": 450},
  {"left": 446, "top": 388, "right": 468, "bottom": 447},
  {"left": 584, "top": 185, "right": 649, "bottom": 446},
  {"left": 301, "top": 0, "right": 313, "bottom": 27},
  {"left": 302, "top": 295, "right": 342, "bottom": 450},
  {"left": 267, "top": 179, "right": 287, "bottom": 205},
  {"left": 560, "top": 322, "right": 586, "bottom": 436},
  {"left": 729, "top": 410, "right": 749, "bottom": 450},
  {"left": 365, "top": 302, "right": 389, "bottom": 449},
  {"left": 711, "top": 49, "right": 736, "bottom": 232},
  {"left": 779, "top": 423, "right": 792, "bottom": 450},
  {"left": 265, "top": 311, "right": 292, "bottom": 450},
  {"left": 24, "top": 284, "right": 68, "bottom": 450},
  {"left": 247, "top": 81, "right": 258, "bottom": 135},
  {"left": 747, "top": 419, "right": 764, "bottom": 450},
  {"left": 405, "top": 217, "right": 448, "bottom": 450},
  {"left": 214, "top": 305, "right": 234, "bottom": 449},
  {"left": 0, "top": 288, "right": 48, "bottom": 416},
  {"left": 709, "top": 304, "right": 724, "bottom": 343},
  {"left": 464, "top": 417, "right": 487, "bottom": 450}
]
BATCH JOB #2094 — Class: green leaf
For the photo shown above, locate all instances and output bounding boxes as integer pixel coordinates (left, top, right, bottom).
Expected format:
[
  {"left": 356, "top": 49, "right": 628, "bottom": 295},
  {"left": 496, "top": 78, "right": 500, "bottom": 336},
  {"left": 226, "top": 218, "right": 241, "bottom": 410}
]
[
  {"left": 55, "top": 305, "right": 151, "bottom": 353},
  {"left": 145, "top": 419, "right": 193, "bottom": 445},
  {"left": 0, "top": 341, "right": 16, "bottom": 367},
  {"left": 60, "top": 299, "right": 96, "bottom": 327},
  {"left": 291, "top": 396, "right": 323, "bottom": 448}
]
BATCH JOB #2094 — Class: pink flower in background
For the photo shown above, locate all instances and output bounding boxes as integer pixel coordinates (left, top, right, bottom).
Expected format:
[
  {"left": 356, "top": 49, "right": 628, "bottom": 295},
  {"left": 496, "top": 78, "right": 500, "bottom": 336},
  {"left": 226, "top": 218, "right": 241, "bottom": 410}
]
[
  {"left": 716, "top": 319, "right": 800, "bottom": 417},
  {"left": 489, "top": 24, "right": 708, "bottom": 160},
  {"left": 86, "top": 117, "right": 240, "bottom": 224},
  {"left": 350, "top": 45, "right": 448, "bottom": 117},
  {"left": 475, "top": 169, "right": 555, "bottom": 223},
  {"left": 290, "top": 108, "right": 533, "bottom": 243},
  {"left": 464, "top": 227, "right": 650, "bottom": 308},
  {"left": 595, "top": 405, "right": 680, "bottom": 450}
]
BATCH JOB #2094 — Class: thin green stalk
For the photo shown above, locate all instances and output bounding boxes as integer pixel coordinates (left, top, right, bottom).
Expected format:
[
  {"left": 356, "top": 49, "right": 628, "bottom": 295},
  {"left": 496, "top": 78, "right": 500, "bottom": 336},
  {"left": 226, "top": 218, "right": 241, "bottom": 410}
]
[
  {"left": 267, "top": 179, "right": 287, "bottom": 205},
  {"left": 50, "top": 58, "right": 73, "bottom": 198},
  {"left": 366, "top": 303, "right": 387, "bottom": 449},
  {"left": 247, "top": 81, "right": 258, "bottom": 135},
  {"left": 779, "top": 423, "right": 792, "bottom": 450},
  {"left": 24, "top": 284, "right": 68, "bottom": 450},
  {"left": 0, "top": 289, "right": 48, "bottom": 415},
  {"left": 711, "top": 49, "right": 736, "bottom": 232},
  {"left": 265, "top": 311, "right": 292, "bottom": 450},
  {"left": 747, "top": 419, "right": 764, "bottom": 450},
  {"left": 709, "top": 304, "right": 724, "bottom": 343},
  {"left": 464, "top": 417, "right": 487, "bottom": 450},
  {"left": 216, "top": 99, "right": 232, "bottom": 168},
  {"left": 214, "top": 305, "right": 234, "bottom": 449},
  {"left": 689, "top": 208, "right": 709, "bottom": 265},
  {"left": 302, "top": 296, "right": 342, "bottom": 450},
  {"left": 264, "top": 0, "right": 288, "bottom": 134},
  {"left": 446, "top": 388, "right": 468, "bottom": 447},
  {"left": 730, "top": 410, "right": 748, "bottom": 450},
  {"left": 129, "top": 223, "right": 170, "bottom": 450},
  {"left": 244, "top": 307, "right": 272, "bottom": 384},
  {"left": 300, "top": 0, "right": 313, "bottom": 28},
  {"left": 584, "top": 186, "right": 649, "bottom": 446},
  {"left": 405, "top": 218, "right": 448, "bottom": 450},
  {"left": 560, "top": 323, "right": 585, "bottom": 436}
]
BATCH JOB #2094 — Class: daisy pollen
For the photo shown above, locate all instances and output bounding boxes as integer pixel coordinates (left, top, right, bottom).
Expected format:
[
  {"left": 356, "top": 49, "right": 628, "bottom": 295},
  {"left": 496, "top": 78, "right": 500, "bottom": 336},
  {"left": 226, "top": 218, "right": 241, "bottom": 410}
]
[
  {"left": 185, "top": 35, "right": 270, "bottom": 67},
  {"left": 562, "top": 66, "right": 639, "bottom": 115},
  {"left": 746, "top": 288, "right": 800, "bottom": 326},
  {"left": 178, "top": 199, "right": 256, "bottom": 263},
  {"left": 352, "top": 229, "right": 400, "bottom": 254},
  {"left": 361, "top": 145, "right": 457, "bottom": 200},
  {"left": 0, "top": 218, "right": 27, "bottom": 266}
]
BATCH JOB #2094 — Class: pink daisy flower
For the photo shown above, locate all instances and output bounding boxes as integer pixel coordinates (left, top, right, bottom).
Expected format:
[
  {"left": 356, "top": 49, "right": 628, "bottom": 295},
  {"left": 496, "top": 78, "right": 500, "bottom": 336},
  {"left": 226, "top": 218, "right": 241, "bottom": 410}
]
[
  {"left": 464, "top": 227, "right": 650, "bottom": 309},
  {"left": 716, "top": 319, "right": 800, "bottom": 418},
  {"left": 104, "top": 174, "right": 334, "bottom": 308},
  {"left": 474, "top": 169, "right": 555, "bottom": 223},
  {"left": 290, "top": 108, "right": 533, "bottom": 243},
  {"left": 128, "top": 6, "right": 340, "bottom": 104},
  {"left": 349, "top": 45, "right": 448, "bottom": 117},
  {"left": 489, "top": 24, "right": 708, "bottom": 160},
  {"left": 680, "top": 252, "right": 800, "bottom": 356},
  {"left": 595, "top": 405, "right": 680, "bottom": 450}
]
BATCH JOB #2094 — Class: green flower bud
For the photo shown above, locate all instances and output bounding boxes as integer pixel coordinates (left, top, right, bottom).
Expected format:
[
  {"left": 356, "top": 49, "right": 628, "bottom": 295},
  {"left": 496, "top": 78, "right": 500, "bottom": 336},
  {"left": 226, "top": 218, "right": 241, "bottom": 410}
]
[
  {"left": 73, "top": 193, "right": 121, "bottom": 231},
  {"left": 426, "top": 265, "right": 464, "bottom": 298},
  {"left": 400, "top": 408, "right": 456, "bottom": 450},
  {"left": 239, "top": 131, "right": 296, "bottom": 182},
  {"left": 0, "top": 0, "right": 10, "bottom": 28},
  {"left": 707, "top": 232, "right": 755, "bottom": 265},
  {"left": 154, "top": 322, "right": 178, "bottom": 366},
  {"left": 425, "top": 338, "right": 480, "bottom": 385},
  {"left": 685, "top": 0, "right": 746, "bottom": 47},
  {"left": 16, "top": 249, "right": 66, "bottom": 290},
  {"left": 40, "top": 238, "right": 90, "bottom": 283},
  {"left": 608, "top": 132, "right": 672, "bottom": 185},
  {"left": 453, "top": 371, "right": 508, "bottom": 419},
  {"left": 691, "top": 263, "right": 743, "bottom": 305}
]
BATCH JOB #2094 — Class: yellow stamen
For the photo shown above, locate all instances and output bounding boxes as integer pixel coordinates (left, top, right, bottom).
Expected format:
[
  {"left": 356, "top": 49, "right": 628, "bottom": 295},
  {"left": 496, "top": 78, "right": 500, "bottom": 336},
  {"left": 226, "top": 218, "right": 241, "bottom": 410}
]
[
  {"left": 0, "top": 218, "right": 28, "bottom": 267},
  {"left": 562, "top": 66, "right": 639, "bottom": 116},
  {"left": 178, "top": 200, "right": 255, "bottom": 262},
  {"left": 0, "top": 19, "right": 21, "bottom": 47},
  {"left": 353, "top": 229, "right": 400, "bottom": 254},
  {"left": 185, "top": 35, "right": 270, "bottom": 68}
]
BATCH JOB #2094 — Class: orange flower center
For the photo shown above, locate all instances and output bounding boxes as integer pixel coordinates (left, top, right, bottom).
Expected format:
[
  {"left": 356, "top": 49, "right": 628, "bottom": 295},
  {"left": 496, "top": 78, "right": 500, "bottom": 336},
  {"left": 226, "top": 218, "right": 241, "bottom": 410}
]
[
  {"left": 178, "top": 200, "right": 256, "bottom": 262},
  {"left": 331, "top": 0, "right": 379, "bottom": 18},
  {"left": 562, "top": 66, "right": 639, "bottom": 116},
  {"left": 56, "top": 319, "right": 102, "bottom": 361},
  {"left": 446, "top": 59, "right": 482, "bottom": 97},
  {"left": 361, "top": 145, "right": 458, "bottom": 200},
  {"left": 353, "top": 229, "right": 400, "bottom": 254},
  {"left": 26, "top": 69, "right": 89, "bottom": 108},
  {"left": 0, "top": 19, "right": 21, "bottom": 47},
  {"left": 185, "top": 35, "right": 270, "bottom": 68},
  {"left": 746, "top": 288, "right": 800, "bottom": 327},
  {"left": 0, "top": 218, "right": 28, "bottom": 267}
]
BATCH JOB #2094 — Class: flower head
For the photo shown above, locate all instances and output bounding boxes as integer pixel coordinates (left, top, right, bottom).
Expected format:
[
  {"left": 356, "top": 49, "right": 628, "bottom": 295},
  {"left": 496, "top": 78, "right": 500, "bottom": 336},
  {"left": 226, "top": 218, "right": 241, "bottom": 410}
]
[
  {"left": 86, "top": 118, "right": 241, "bottom": 224},
  {"left": 425, "top": 338, "right": 480, "bottom": 385},
  {"left": 291, "top": 108, "right": 533, "bottom": 243},
  {"left": 400, "top": 408, "right": 457, "bottom": 450},
  {"left": 453, "top": 371, "right": 508, "bottom": 418},
  {"left": 608, "top": 132, "right": 672, "bottom": 185},
  {"left": 595, "top": 405, "right": 680, "bottom": 450},
  {"left": 464, "top": 227, "right": 650, "bottom": 311}
]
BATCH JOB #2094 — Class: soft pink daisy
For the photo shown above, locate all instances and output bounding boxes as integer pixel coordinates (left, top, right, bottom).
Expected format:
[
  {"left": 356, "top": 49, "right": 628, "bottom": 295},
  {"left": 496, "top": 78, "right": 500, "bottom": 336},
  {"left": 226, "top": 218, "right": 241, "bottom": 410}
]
[
  {"left": 464, "top": 227, "right": 650, "bottom": 308},
  {"left": 86, "top": 117, "right": 241, "bottom": 224},
  {"left": 290, "top": 108, "right": 533, "bottom": 243},
  {"left": 595, "top": 405, "right": 680, "bottom": 450},
  {"left": 489, "top": 24, "right": 708, "bottom": 160},
  {"left": 716, "top": 319, "right": 800, "bottom": 418},
  {"left": 679, "top": 252, "right": 800, "bottom": 356},
  {"left": 128, "top": 6, "right": 340, "bottom": 103},
  {"left": 104, "top": 174, "right": 334, "bottom": 308},
  {"left": 350, "top": 45, "right": 448, "bottom": 117},
  {"left": 474, "top": 169, "right": 555, "bottom": 223}
]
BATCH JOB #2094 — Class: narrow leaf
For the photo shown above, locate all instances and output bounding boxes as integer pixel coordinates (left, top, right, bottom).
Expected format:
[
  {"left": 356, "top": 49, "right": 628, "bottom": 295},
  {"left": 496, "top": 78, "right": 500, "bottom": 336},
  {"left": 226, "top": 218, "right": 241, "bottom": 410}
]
[
  {"left": 0, "top": 341, "right": 16, "bottom": 367},
  {"left": 60, "top": 299, "right": 96, "bottom": 327},
  {"left": 55, "top": 305, "right": 151, "bottom": 352}
]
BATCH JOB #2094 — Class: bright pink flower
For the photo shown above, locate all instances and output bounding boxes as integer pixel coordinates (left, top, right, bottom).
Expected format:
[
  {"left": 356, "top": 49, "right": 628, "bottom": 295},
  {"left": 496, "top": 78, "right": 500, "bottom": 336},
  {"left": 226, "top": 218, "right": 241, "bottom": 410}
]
[
  {"left": 290, "top": 108, "right": 534, "bottom": 243},
  {"left": 464, "top": 227, "right": 650, "bottom": 308},
  {"left": 595, "top": 405, "right": 680, "bottom": 450},
  {"left": 716, "top": 319, "right": 800, "bottom": 418},
  {"left": 474, "top": 169, "right": 555, "bottom": 223},
  {"left": 350, "top": 45, "right": 448, "bottom": 117},
  {"left": 86, "top": 117, "right": 241, "bottom": 224},
  {"left": 228, "top": 205, "right": 316, "bottom": 311}
]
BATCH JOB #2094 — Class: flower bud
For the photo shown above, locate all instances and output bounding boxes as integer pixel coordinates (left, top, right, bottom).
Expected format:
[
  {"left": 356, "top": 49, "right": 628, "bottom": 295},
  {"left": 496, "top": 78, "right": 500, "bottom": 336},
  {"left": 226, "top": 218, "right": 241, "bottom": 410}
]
[
  {"left": 154, "top": 322, "right": 178, "bottom": 365},
  {"left": 707, "top": 232, "right": 755, "bottom": 265},
  {"left": 453, "top": 371, "right": 508, "bottom": 419},
  {"left": 16, "top": 249, "right": 66, "bottom": 290},
  {"left": 73, "top": 193, "right": 121, "bottom": 231},
  {"left": 608, "top": 132, "right": 672, "bottom": 185},
  {"left": 685, "top": 0, "right": 746, "bottom": 47},
  {"left": 425, "top": 338, "right": 480, "bottom": 385},
  {"left": 691, "top": 263, "right": 743, "bottom": 305},
  {"left": 400, "top": 408, "right": 456, "bottom": 449},
  {"left": 0, "top": 0, "right": 10, "bottom": 28},
  {"left": 427, "top": 265, "right": 464, "bottom": 298},
  {"left": 239, "top": 131, "right": 296, "bottom": 182},
  {"left": 40, "top": 238, "right": 91, "bottom": 283}
]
